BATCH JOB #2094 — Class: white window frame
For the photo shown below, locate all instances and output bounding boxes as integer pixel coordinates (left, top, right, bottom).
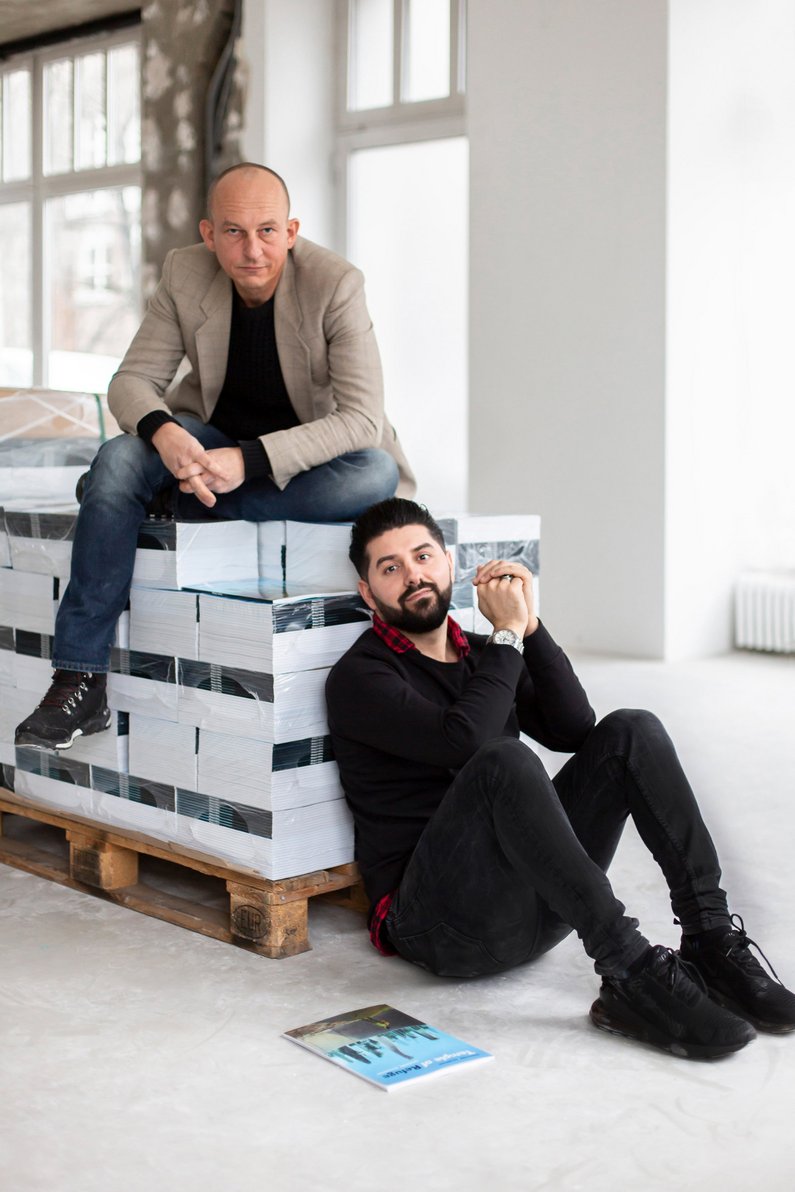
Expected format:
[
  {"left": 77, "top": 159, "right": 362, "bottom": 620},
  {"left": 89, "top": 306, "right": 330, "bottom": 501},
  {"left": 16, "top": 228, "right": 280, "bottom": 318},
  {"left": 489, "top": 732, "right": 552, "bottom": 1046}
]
[
  {"left": 335, "top": 0, "right": 466, "bottom": 250},
  {"left": 0, "top": 25, "right": 142, "bottom": 388}
]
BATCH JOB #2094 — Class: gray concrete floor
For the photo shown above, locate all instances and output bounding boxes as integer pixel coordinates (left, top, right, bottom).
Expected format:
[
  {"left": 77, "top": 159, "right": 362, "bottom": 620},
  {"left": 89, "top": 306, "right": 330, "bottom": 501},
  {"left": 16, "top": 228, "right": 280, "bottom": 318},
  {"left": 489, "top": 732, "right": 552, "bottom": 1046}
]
[{"left": 1, "top": 649, "right": 794, "bottom": 1192}]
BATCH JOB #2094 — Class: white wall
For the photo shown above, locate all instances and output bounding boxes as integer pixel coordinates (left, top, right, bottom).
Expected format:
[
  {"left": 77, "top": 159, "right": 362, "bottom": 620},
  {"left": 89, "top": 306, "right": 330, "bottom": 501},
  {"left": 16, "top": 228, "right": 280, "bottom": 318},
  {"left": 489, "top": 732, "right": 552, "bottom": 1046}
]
[
  {"left": 469, "top": 0, "right": 795, "bottom": 659},
  {"left": 241, "top": 0, "right": 469, "bottom": 511},
  {"left": 241, "top": 0, "right": 337, "bottom": 249},
  {"left": 666, "top": 0, "right": 795, "bottom": 658},
  {"left": 468, "top": 1, "right": 668, "bottom": 656},
  {"left": 348, "top": 138, "right": 469, "bottom": 511},
  {"left": 238, "top": 0, "right": 795, "bottom": 658}
]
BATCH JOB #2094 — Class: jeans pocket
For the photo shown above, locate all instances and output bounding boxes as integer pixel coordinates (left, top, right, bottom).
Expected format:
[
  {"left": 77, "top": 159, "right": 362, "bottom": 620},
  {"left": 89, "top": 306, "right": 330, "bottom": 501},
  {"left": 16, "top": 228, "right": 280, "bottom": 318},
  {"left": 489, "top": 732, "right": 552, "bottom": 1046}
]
[{"left": 394, "top": 921, "right": 503, "bottom": 979}]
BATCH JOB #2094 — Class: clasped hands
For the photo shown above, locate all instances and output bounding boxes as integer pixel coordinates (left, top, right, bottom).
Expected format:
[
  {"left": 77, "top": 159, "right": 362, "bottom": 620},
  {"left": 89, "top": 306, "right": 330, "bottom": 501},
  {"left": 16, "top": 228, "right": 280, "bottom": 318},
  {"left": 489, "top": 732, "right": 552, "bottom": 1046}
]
[
  {"left": 151, "top": 422, "right": 246, "bottom": 508},
  {"left": 473, "top": 559, "right": 539, "bottom": 639}
]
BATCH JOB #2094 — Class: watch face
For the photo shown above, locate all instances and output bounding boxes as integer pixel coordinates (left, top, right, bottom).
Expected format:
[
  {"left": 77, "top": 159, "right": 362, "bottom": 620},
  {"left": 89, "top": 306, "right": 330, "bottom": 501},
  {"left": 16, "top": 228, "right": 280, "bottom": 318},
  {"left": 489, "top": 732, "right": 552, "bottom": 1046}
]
[{"left": 492, "top": 629, "right": 521, "bottom": 646}]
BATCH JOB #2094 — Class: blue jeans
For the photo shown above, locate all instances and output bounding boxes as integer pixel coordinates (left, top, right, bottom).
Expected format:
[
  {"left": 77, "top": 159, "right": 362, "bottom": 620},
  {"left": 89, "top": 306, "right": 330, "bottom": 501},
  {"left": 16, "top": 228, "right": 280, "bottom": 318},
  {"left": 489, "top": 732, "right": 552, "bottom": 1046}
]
[
  {"left": 52, "top": 415, "right": 398, "bottom": 672},
  {"left": 386, "top": 710, "right": 731, "bottom": 978}
]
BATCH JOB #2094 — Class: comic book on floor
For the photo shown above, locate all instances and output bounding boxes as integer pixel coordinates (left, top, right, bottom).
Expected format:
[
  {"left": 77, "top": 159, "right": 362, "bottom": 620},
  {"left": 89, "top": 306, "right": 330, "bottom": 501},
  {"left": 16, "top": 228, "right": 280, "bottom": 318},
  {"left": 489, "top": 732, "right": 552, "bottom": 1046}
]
[{"left": 283, "top": 1003, "right": 493, "bottom": 1090}]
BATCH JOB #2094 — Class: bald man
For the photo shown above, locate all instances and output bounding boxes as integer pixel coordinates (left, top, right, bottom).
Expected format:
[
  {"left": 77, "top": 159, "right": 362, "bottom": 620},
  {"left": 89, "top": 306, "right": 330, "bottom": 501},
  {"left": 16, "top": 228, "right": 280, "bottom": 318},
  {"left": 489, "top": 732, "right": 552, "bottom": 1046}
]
[{"left": 16, "top": 163, "right": 414, "bottom": 752}]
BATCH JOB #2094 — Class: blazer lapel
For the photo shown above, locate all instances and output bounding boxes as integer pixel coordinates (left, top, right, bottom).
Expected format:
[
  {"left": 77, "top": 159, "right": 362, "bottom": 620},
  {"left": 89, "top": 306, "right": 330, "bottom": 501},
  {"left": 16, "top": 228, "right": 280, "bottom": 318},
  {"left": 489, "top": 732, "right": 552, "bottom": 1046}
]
[
  {"left": 195, "top": 265, "right": 233, "bottom": 418},
  {"left": 274, "top": 249, "right": 314, "bottom": 421}
]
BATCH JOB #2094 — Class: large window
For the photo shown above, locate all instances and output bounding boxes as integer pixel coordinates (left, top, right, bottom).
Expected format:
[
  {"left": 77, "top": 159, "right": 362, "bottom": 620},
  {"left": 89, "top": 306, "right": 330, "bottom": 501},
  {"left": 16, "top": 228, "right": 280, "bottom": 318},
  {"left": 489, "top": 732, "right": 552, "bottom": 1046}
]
[
  {"left": 342, "top": 0, "right": 465, "bottom": 120},
  {"left": 339, "top": 0, "right": 468, "bottom": 510},
  {"left": 0, "top": 28, "right": 141, "bottom": 392}
]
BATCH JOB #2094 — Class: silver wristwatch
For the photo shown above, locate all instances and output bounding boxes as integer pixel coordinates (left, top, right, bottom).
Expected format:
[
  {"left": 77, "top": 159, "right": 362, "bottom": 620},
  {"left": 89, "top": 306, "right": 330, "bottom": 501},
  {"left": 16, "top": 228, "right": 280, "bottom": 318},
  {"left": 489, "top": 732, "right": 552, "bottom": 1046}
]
[{"left": 487, "top": 628, "right": 524, "bottom": 655}]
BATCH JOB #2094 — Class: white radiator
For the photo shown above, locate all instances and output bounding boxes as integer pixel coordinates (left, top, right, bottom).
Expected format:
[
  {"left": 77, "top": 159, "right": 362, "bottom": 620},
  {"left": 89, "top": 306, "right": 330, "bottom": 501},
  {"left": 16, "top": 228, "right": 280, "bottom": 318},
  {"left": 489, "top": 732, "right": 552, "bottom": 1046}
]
[{"left": 735, "top": 570, "right": 795, "bottom": 653}]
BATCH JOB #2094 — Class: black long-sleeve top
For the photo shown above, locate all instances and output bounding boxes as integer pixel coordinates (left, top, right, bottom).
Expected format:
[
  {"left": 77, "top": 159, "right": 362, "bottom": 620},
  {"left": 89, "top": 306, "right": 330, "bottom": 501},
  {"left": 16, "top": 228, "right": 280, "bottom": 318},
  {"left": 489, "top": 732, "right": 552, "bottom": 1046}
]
[
  {"left": 136, "top": 290, "right": 298, "bottom": 480},
  {"left": 325, "top": 620, "right": 595, "bottom": 906}
]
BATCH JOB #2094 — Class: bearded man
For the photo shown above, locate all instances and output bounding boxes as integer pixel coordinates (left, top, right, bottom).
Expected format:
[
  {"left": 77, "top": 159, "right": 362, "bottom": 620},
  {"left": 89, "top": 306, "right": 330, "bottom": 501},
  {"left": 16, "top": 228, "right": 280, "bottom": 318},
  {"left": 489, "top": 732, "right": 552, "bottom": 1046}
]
[{"left": 325, "top": 497, "right": 795, "bottom": 1060}]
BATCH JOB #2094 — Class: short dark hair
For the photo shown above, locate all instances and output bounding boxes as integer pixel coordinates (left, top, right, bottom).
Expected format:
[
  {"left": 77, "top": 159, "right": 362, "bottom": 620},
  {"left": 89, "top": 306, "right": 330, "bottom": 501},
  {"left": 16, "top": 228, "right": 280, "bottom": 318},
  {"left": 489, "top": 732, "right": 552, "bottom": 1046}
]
[
  {"left": 206, "top": 163, "right": 291, "bottom": 220},
  {"left": 349, "top": 498, "right": 447, "bottom": 579}
]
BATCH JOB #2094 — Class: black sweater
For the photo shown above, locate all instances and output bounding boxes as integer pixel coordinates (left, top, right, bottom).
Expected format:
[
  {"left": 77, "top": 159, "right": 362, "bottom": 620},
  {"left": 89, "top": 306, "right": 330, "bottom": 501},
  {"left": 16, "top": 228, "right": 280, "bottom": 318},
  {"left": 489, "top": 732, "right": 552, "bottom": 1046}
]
[
  {"left": 325, "top": 621, "right": 595, "bottom": 906},
  {"left": 137, "top": 290, "right": 298, "bottom": 480}
]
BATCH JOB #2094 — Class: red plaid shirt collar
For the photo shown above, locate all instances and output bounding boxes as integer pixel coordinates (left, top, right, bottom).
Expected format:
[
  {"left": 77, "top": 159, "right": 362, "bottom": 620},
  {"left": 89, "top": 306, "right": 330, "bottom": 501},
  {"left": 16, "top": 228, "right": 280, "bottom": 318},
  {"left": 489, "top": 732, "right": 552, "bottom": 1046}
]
[{"left": 371, "top": 612, "right": 470, "bottom": 659}]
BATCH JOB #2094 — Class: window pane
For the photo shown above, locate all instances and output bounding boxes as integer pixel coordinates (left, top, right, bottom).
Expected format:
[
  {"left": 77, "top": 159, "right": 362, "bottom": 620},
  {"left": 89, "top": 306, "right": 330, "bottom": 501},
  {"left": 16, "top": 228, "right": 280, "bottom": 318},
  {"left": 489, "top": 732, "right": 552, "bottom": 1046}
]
[
  {"left": 348, "top": 138, "right": 468, "bottom": 509},
  {"left": 43, "top": 59, "right": 74, "bottom": 176},
  {"left": 403, "top": 0, "right": 450, "bottom": 102},
  {"left": 46, "top": 187, "right": 141, "bottom": 392},
  {"left": 2, "top": 69, "right": 32, "bottom": 181},
  {"left": 75, "top": 53, "right": 107, "bottom": 170},
  {"left": 0, "top": 202, "right": 32, "bottom": 385},
  {"left": 348, "top": 0, "right": 393, "bottom": 111},
  {"left": 107, "top": 44, "right": 141, "bottom": 165}
]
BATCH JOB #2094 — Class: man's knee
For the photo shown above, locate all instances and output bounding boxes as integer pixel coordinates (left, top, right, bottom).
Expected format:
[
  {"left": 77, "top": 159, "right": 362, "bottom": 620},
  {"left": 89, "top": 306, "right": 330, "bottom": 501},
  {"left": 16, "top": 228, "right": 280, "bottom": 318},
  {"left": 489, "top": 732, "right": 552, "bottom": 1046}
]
[
  {"left": 592, "top": 707, "right": 667, "bottom": 749},
  {"left": 472, "top": 737, "right": 548, "bottom": 790},
  {"left": 90, "top": 432, "right": 151, "bottom": 483},
  {"left": 348, "top": 449, "right": 399, "bottom": 502}
]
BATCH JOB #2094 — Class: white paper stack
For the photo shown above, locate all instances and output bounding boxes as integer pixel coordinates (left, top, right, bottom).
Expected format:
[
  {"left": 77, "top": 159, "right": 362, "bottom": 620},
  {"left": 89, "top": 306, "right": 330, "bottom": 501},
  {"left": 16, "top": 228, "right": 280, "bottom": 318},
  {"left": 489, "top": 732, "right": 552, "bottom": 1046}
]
[
  {"left": 0, "top": 569, "right": 59, "bottom": 635},
  {"left": 0, "top": 389, "right": 113, "bottom": 513},
  {"left": 437, "top": 512, "right": 541, "bottom": 632},
  {"left": 11, "top": 629, "right": 54, "bottom": 695},
  {"left": 11, "top": 626, "right": 128, "bottom": 695},
  {"left": 196, "top": 588, "right": 370, "bottom": 673},
  {"left": 0, "top": 510, "right": 10, "bottom": 568},
  {"left": 13, "top": 748, "right": 95, "bottom": 816},
  {"left": 197, "top": 730, "right": 343, "bottom": 811},
  {"left": 66, "top": 710, "right": 129, "bottom": 772},
  {"left": 0, "top": 684, "right": 16, "bottom": 764},
  {"left": 90, "top": 765, "right": 176, "bottom": 837},
  {"left": 0, "top": 760, "right": 13, "bottom": 792},
  {"left": 114, "top": 609, "right": 130, "bottom": 649},
  {"left": 129, "top": 589, "right": 199, "bottom": 659},
  {"left": 173, "top": 788, "right": 354, "bottom": 880},
  {"left": 132, "top": 520, "right": 259, "bottom": 590},
  {"left": 0, "top": 446, "right": 86, "bottom": 512},
  {"left": 11, "top": 747, "right": 170, "bottom": 839},
  {"left": 1, "top": 507, "right": 381, "bottom": 881},
  {"left": 177, "top": 660, "right": 330, "bottom": 742},
  {"left": 0, "top": 625, "right": 14, "bottom": 686},
  {"left": 13, "top": 708, "right": 129, "bottom": 774},
  {"left": 107, "top": 646, "right": 179, "bottom": 720},
  {"left": 128, "top": 713, "right": 197, "bottom": 790},
  {"left": 284, "top": 521, "right": 359, "bottom": 594},
  {"left": 449, "top": 605, "right": 475, "bottom": 633},
  {"left": 4, "top": 511, "right": 75, "bottom": 577},
  {"left": 257, "top": 520, "right": 286, "bottom": 593}
]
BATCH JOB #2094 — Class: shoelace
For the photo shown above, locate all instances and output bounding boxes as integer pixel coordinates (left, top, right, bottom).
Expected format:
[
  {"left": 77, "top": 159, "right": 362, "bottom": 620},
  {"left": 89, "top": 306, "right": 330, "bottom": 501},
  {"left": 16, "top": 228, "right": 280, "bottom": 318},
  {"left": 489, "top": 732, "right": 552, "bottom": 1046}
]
[
  {"left": 40, "top": 670, "right": 89, "bottom": 712},
  {"left": 658, "top": 947, "right": 709, "bottom": 995},
  {"left": 676, "top": 913, "right": 784, "bottom": 985},
  {"left": 723, "top": 913, "right": 784, "bottom": 985}
]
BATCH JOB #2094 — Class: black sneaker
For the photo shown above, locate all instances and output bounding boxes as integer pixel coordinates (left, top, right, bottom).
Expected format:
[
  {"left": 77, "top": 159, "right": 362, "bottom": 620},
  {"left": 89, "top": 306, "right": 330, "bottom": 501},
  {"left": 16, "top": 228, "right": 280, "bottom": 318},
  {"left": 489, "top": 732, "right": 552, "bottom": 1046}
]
[
  {"left": 590, "top": 945, "right": 756, "bottom": 1059},
  {"left": 680, "top": 916, "right": 795, "bottom": 1034},
  {"left": 15, "top": 670, "right": 111, "bottom": 750}
]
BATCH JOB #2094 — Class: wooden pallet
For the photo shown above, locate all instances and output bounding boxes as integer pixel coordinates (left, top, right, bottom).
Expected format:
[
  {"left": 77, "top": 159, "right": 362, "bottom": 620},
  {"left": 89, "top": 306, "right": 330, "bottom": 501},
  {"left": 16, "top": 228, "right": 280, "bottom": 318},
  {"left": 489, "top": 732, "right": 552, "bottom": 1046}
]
[{"left": 0, "top": 787, "right": 368, "bottom": 958}]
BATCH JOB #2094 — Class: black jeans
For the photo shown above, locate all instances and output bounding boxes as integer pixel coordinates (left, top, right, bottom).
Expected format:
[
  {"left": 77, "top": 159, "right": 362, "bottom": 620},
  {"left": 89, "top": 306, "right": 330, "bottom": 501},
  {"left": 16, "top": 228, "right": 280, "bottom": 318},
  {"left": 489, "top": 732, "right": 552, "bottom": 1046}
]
[{"left": 386, "top": 710, "right": 731, "bottom": 978}]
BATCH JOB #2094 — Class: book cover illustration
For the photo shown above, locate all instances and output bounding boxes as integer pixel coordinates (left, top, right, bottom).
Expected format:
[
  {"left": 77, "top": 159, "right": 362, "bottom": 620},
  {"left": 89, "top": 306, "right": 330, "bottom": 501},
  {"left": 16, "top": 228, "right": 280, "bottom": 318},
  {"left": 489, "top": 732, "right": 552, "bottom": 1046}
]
[{"left": 284, "top": 1003, "right": 493, "bottom": 1090}]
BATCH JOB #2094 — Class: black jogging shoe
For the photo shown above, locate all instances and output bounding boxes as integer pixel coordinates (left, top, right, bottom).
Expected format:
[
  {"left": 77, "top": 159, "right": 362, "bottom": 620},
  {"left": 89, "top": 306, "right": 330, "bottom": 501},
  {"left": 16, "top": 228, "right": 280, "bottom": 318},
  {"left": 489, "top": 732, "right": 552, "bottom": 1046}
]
[
  {"left": 589, "top": 945, "right": 756, "bottom": 1059},
  {"left": 680, "top": 916, "right": 795, "bottom": 1034},
  {"left": 14, "top": 670, "right": 110, "bottom": 751}
]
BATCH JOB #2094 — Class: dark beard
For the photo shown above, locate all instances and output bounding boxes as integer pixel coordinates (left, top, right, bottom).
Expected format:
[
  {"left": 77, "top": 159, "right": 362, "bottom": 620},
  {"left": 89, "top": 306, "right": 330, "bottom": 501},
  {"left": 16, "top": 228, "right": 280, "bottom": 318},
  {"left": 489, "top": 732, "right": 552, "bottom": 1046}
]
[{"left": 374, "top": 580, "right": 453, "bottom": 634}]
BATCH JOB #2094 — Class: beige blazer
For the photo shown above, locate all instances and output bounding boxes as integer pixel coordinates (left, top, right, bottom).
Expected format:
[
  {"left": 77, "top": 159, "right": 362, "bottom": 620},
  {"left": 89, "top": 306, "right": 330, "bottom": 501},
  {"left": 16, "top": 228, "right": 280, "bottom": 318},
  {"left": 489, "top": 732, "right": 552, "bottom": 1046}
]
[{"left": 107, "top": 237, "right": 415, "bottom": 495}]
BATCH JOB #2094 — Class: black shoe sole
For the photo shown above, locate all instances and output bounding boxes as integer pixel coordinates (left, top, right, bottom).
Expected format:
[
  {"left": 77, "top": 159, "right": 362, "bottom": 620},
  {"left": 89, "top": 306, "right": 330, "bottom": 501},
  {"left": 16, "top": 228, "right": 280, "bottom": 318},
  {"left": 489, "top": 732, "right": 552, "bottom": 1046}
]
[
  {"left": 15, "top": 707, "right": 112, "bottom": 752},
  {"left": 703, "top": 984, "right": 795, "bottom": 1035},
  {"left": 589, "top": 997, "right": 755, "bottom": 1060}
]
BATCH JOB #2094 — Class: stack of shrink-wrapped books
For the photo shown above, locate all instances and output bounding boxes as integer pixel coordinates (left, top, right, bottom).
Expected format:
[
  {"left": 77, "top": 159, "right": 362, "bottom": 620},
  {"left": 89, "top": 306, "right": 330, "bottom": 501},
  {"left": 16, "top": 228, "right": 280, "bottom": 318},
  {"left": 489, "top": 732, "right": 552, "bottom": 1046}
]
[{"left": 1, "top": 494, "right": 540, "bottom": 882}]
